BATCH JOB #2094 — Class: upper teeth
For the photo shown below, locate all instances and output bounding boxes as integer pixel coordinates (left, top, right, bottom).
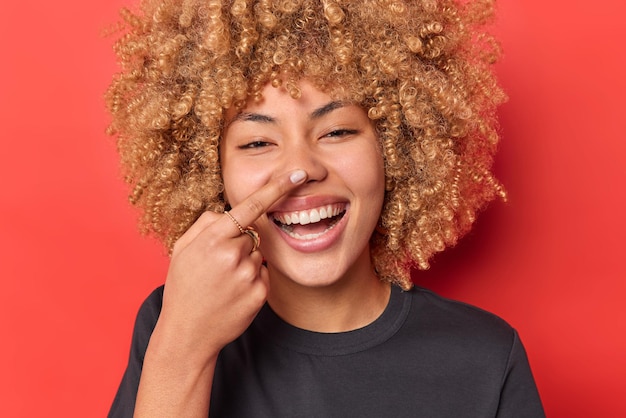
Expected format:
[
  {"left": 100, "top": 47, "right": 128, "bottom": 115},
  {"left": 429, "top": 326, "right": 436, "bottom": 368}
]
[{"left": 273, "top": 204, "right": 344, "bottom": 226}]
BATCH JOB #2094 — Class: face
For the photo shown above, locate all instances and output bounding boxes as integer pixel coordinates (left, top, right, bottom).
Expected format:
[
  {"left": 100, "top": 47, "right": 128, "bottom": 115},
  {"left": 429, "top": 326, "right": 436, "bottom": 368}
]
[{"left": 220, "top": 80, "right": 385, "bottom": 289}]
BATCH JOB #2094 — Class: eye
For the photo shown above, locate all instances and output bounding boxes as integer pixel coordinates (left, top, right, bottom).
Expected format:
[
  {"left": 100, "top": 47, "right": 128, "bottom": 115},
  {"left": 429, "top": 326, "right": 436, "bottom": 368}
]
[
  {"left": 238, "top": 140, "right": 272, "bottom": 149},
  {"left": 324, "top": 129, "right": 358, "bottom": 138}
]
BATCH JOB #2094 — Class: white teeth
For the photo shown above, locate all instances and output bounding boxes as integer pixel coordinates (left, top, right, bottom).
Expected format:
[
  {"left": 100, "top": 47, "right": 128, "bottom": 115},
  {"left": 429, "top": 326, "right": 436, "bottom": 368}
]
[
  {"left": 273, "top": 204, "right": 345, "bottom": 226},
  {"left": 284, "top": 229, "right": 328, "bottom": 240},
  {"left": 309, "top": 209, "right": 321, "bottom": 223}
]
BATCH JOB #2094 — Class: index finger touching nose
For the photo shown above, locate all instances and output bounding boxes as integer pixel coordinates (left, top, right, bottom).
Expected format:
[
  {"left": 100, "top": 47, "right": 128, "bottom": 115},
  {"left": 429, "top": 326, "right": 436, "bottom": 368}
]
[{"left": 226, "top": 169, "right": 307, "bottom": 234}]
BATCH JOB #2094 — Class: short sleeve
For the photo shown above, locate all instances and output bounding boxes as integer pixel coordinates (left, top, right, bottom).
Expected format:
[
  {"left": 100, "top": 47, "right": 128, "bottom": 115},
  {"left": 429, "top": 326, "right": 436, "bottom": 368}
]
[
  {"left": 107, "top": 286, "right": 164, "bottom": 418},
  {"left": 496, "top": 330, "right": 545, "bottom": 418}
]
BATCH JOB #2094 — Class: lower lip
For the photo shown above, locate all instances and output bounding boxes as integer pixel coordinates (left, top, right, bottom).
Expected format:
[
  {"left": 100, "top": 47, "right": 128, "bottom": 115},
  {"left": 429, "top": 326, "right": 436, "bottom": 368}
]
[{"left": 272, "top": 211, "right": 349, "bottom": 253}]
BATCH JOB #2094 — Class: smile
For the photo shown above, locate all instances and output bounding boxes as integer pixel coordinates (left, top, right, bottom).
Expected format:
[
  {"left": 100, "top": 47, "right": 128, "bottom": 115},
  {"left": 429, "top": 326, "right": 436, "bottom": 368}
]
[{"left": 271, "top": 204, "right": 346, "bottom": 240}]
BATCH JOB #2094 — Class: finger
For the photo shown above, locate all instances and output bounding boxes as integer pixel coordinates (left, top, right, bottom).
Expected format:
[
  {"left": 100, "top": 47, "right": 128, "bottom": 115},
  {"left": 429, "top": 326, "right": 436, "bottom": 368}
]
[
  {"left": 248, "top": 248, "right": 264, "bottom": 265},
  {"left": 235, "top": 249, "right": 265, "bottom": 281},
  {"left": 173, "top": 211, "right": 222, "bottom": 253},
  {"left": 225, "top": 169, "right": 307, "bottom": 236},
  {"left": 232, "top": 232, "right": 263, "bottom": 259},
  {"left": 257, "top": 264, "right": 270, "bottom": 291}
]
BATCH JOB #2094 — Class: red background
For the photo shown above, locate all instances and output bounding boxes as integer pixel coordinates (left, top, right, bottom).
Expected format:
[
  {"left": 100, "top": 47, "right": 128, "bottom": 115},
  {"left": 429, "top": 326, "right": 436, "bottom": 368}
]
[{"left": 1, "top": 1, "right": 625, "bottom": 416}]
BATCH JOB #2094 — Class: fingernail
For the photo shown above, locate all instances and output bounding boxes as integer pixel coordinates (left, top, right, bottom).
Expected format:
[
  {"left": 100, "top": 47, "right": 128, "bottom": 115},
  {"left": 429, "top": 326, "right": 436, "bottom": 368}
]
[{"left": 290, "top": 169, "right": 307, "bottom": 184}]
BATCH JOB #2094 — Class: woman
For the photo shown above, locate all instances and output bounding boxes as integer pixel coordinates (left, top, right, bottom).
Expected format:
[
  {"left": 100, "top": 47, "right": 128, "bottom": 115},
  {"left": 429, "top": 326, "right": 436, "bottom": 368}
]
[{"left": 106, "top": 0, "right": 544, "bottom": 416}]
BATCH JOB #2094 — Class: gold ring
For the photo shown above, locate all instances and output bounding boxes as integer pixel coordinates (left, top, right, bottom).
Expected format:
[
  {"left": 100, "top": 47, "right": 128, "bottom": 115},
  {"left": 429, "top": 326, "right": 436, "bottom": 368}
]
[
  {"left": 225, "top": 211, "right": 245, "bottom": 234},
  {"left": 244, "top": 227, "right": 260, "bottom": 252}
]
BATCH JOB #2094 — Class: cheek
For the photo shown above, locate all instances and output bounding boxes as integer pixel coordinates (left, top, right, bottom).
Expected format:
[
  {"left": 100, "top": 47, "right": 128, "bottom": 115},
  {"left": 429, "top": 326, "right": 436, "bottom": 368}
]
[
  {"left": 350, "top": 144, "right": 385, "bottom": 200},
  {"left": 221, "top": 161, "right": 272, "bottom": 206}
]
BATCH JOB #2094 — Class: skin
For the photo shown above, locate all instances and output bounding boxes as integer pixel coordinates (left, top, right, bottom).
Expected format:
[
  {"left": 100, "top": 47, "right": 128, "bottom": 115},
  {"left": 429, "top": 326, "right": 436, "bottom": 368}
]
[
  {"left": 221, "top": 80, "right": 390, "bottom": 332},
  {"left": 134, "top": 80, "right": 390, "bottom": 417}
]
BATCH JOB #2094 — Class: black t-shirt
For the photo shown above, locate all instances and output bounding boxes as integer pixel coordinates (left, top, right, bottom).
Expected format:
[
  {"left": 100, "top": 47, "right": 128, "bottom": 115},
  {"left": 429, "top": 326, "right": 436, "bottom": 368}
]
[{"left": 109, "top": 285, "right": 545, "bottom": 417}]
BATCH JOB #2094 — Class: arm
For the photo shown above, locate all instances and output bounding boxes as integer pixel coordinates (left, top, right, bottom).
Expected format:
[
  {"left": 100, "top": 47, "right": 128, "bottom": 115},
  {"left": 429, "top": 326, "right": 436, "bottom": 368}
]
[
  {"left": 131, "top": 169, "right": 308, "bottom": 417},
  {"left": 133, "top": 322, "right": 218, "bottom": 417}
]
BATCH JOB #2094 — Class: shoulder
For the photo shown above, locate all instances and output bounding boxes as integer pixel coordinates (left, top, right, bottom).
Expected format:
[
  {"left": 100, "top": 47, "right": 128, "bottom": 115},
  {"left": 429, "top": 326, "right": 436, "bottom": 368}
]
[
  {"left": 108, "top": 286, "right": 165, "bottom": 416},
  {"left": 130, "top": 286, "right": 165, "bottom": 350},
  {"left": 410, "top": 286, "right": 513, "bottom": 328},
  {"left": 137, "top": 285, "right": 164, "bottom": 319},
  {"left": 133, "top": 285, "right": 164, "bottom": 327},
  {"left": 402, "top": 286, "right": 518, "bottom": 355},
  {"left": 388, "top": 287, "right": 544, "bottom": 416}
]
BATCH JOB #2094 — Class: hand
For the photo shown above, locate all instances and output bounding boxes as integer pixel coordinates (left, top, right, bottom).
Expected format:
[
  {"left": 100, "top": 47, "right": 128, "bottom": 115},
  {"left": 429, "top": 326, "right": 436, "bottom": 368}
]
[
  {"left": 134, "top": 169, "right": 307, "bottom": 418},
  {"left": 152, "top": 169, "right": 308, "bottom": 360}
]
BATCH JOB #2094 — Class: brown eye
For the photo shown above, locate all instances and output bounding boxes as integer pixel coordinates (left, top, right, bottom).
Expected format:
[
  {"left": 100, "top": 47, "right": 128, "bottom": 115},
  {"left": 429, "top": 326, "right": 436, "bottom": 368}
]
[
  {"left": 324, "top": 129, "right": 358, "bottom": 138},
  {"left": 239, "top": 140, "right": 271, "bottom": 149}
]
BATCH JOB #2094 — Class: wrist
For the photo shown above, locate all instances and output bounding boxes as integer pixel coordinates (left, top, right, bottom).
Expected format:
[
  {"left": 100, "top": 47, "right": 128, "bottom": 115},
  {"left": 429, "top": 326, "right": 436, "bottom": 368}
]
[{"left": 145, "top": 317, "right": 221, "bottom": 371}]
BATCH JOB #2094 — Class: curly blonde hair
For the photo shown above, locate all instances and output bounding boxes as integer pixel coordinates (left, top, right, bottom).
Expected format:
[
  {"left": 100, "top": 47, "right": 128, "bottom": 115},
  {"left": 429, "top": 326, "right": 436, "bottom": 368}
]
[{"left": 106, "top": 0, "right": 506, "bottom": 290}]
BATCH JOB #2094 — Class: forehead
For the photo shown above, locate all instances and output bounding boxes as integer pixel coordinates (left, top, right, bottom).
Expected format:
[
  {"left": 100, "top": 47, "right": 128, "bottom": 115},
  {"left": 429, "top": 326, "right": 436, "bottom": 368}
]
[
  {"left": 224, "top": 79, "right": 348, "bottom": 125},
  {"left": 254, "top": 80, "right": 334, "bottom": 108}
]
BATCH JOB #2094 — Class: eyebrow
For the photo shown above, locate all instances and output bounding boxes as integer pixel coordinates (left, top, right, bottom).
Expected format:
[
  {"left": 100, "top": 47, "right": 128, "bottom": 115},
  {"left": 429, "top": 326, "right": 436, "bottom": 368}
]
[
  {"left": 310, "top": 100, "right": 345, "bottom": 119},
  {"left": 234, "top": 112, "right": 275, "bottom": 124},
  {"left": 229, "top": 100, "right": 346, "bottom": 126}
]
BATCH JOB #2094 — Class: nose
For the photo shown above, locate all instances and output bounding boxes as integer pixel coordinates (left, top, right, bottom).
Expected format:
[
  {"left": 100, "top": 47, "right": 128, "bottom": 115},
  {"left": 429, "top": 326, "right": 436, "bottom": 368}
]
[{"left": 282, "top": 141, "right": 328, "bottom": 184}]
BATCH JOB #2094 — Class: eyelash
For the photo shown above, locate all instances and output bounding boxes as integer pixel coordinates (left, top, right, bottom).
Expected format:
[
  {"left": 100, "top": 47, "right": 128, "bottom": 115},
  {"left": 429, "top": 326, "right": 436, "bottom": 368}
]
[
  {"left": 238, "top": 129, "right": 358, "bottom": 149},
  {"left": 325, "top": 129, "right": 358, "bottom": 138},
  {"left": 239, "top": 140, "right": 271, "bottom": 149}
]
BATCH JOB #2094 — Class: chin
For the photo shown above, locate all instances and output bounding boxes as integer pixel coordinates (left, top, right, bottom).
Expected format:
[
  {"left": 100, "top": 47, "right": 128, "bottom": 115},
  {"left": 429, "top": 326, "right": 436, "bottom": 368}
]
[{"left": 267, "top": 258, "right": 350, "bottom": 289}]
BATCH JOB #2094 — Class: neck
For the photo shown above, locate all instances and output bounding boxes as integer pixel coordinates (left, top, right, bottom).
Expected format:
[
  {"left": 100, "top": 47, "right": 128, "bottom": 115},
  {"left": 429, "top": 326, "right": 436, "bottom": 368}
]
[{"left": 266, "top": 262, "right": 391, "bottom": 333}]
